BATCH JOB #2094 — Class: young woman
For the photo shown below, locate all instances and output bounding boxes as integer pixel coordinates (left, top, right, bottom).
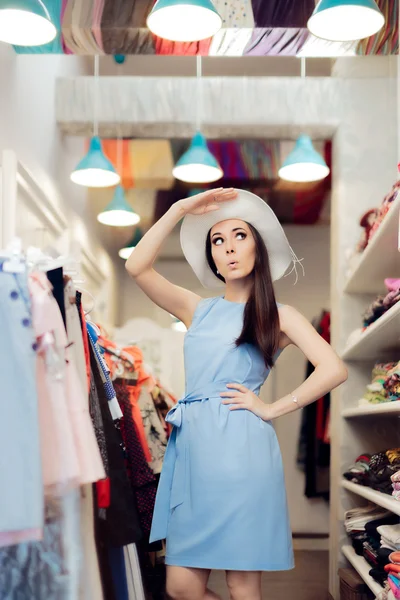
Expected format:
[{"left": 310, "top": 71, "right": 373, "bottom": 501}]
[{"left": 125, "top": 187, "right": 347, "bottom": 600}]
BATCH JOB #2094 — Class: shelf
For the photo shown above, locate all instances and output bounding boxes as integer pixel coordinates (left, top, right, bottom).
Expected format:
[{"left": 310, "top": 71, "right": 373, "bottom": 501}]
[
  {"left": 342, "top": 545, "right": 383, "bottom": 597},
  {"left": 341, "top": 480, "right": 400, "bottom": 516},
  {"left": 341, "top": 301, "right": 400, "bottom": 361},
  {"left": 343, "top": 402, "right": 400, "bottom": 418},
  {"left": 344, "top": 192, "right": 400, "bottom": 294}
]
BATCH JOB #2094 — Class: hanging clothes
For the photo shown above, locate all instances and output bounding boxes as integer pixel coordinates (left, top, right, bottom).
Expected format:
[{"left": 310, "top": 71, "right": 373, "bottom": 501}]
[
  {"left": 89, "top": 342, "right": 142, "bottom": 547},
  {"left": 0, "top": 262, "right": 43, "bottom": 538}
]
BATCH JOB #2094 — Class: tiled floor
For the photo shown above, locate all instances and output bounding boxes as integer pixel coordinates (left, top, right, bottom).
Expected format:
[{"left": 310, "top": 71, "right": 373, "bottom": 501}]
[{"left": 208, "top": 551, "right": 329, "bottom": 600}]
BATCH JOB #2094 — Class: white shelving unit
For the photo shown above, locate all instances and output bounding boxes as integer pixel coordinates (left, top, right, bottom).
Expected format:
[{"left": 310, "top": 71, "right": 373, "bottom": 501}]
[
  {"left": 341, "top": 301, "right": 400, "bottom": 361},
  {"left": 330, "top": 178, "right": 400, "bottom": 599},
  {"left": 344, "top": 192, "right": 400, "bottom": 294},
  {"left": 342, "top": 480, "right": 400, "bottom": 516},
  {"left": 342, "top": 545, "right": 384, "bottom": 598},
  {"left": 343, "top": 402, "right": 400, "bottom": 418}
]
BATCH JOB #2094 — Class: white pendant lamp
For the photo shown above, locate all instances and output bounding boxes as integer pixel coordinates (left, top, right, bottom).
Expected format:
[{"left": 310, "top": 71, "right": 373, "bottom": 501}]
[
  {"left": 98, "top": 136, "right": 140, "bottom": 227},
  {"left": 279, "top": 135, "right": 330, "bottom": 182},
  {"left": 307, "top": 0, "right": 385, "bottom": 42},
  {"left": 0, "top": 0, "right": 57, "bottom": 46},
  {"left": 279, "top": 58, "right": 330, "bottom": 183},
  {"left": 173, "top": 56, "right": 223, "bottom": 184},
  {"left": 71, "top": 56, "right": 120, "bottom": 188},
  {"left": 147, "top": 0, "right": 222, "bottom": 42},
  {"left": 97, "top": 185, "right": 140, "bottom": 227}
]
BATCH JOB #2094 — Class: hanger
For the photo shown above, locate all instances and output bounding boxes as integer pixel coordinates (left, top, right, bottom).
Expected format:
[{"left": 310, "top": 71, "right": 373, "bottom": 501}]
[
  {"left": 78, "top": 287, "right": 96, "bottom": 316},
  {"left": 0, "top": 238, "right": 25, "bottom": 273}
]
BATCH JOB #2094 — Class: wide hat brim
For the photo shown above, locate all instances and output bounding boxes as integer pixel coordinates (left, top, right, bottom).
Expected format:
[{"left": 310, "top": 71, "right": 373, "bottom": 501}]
[{"left": 180, "top": 188, "right": 294, "bottom": 289}]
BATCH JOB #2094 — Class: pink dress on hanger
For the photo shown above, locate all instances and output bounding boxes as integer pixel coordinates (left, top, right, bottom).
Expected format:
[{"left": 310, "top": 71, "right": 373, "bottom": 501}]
[
  {"left": 29, "top": 272, "right": 81, "bottom": 493},
  {"left": 30, "top": 272, "right": 105, "bottom": 487}
]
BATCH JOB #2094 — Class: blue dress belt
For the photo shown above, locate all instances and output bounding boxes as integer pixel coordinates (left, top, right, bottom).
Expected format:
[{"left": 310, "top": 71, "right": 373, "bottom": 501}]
[{"left": 149, "top": 381, "right": 261, "bottom": 543}]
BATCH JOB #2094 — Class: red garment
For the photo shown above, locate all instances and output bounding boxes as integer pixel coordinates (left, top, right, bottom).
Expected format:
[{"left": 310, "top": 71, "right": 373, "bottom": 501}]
[
  {"left": 96, "top": 479, "right": 111, "bottom": 509},
  {"left": 153, "top": 35, "right": 212, "bottom": 55}
]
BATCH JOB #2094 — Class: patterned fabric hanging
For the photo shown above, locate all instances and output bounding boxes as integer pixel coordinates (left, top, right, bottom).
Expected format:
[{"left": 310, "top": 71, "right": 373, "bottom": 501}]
[
  {"left": 251, "top": 0, "right": 315, "bottom": 27},
  {"left": 244, "top": 28, "right": 309, "bottom": 56},
  {"left": 212, "top": 0, "right": 255, "bottom": 28},
  {"left": 356, "top": 0, "right": 398, "bottom": 55}
]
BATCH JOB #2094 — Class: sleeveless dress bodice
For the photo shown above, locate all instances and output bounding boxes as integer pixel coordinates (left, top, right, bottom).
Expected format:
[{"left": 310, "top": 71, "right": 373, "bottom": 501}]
[
  {"left": 149, "top": 296, "right": 294, "bottom": 572},
  {"left": 184, "top": 297, "right": 269, "bottom": 398}
]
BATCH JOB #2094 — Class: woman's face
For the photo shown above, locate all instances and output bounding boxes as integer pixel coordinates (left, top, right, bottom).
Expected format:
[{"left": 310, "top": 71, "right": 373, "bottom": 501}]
[{"left": 210, "top": 219, "right": 256, "bottom": 283}]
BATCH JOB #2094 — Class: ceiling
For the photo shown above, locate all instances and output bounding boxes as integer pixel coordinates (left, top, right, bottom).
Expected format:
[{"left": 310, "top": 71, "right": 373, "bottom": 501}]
[{"left": 14, "top": 0, "right": 398, "bottom": 57}]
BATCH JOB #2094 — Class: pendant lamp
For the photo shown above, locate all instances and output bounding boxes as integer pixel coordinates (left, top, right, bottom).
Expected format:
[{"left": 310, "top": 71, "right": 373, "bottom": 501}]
[
  {"left": 97, "top": 185, "right": 140, "bottom": 227},
  {"left": 307, "top": 0, "right": 385, "bottom": 42},
  {"left": 173, "top": 57, "right": 223, "bottom": 184},
  {"left": 71, "top": 56, "right": 120, "bottom": 188},
  {"left": 147, "top": 0, "right": 222, "bottom": 42},
  {"left": 0, "top": 0, "right": 57, "bottom": 46},
  {"left": 278, "top": 135, "right": 330, "bottom": 183},
  {"left": 118, "top": 228, "right": 143, "bottom": 259},
  {"left": 173, "top": 131, "right": 223, "bottom": 183},
  {"left": 71, "top": 136, "right": 120, "bottom": 187}
]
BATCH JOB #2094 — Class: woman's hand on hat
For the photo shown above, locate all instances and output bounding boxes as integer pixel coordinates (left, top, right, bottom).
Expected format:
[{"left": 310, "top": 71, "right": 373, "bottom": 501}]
[
  {"left": 178, "top": 188, "right": 238, "bottom": 216},
  {"left": 220, "top": 383, "right": 273, "bottom": 422}
]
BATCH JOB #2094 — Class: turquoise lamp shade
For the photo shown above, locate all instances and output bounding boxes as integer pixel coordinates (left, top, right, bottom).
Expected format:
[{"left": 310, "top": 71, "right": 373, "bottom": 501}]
[
  {"left": 97, "top": 186, "right": 141, "bottom": 227},
  {"left": 71, "top": 136, "right": 121, "bottom": 188},
  {"left": 173, "top": 131, "right": 223, "bottom": 183},
  {"left": 0, "top": 0, "right": 57, "bottom": 45},
  {"left": 147, "top": 0, "right": 222, "bottom": 42},
  {"left": 118, "top": 228, "right": 143, "bottom": 259},
  {"left": 278, "top": 135, "right": 330, "bottom": 183},
  {"left": 308, "top": 0, "right": 385, "bottom": 42}
]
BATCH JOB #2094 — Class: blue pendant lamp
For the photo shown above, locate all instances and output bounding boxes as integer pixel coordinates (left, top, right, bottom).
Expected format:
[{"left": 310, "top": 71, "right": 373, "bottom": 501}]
[
  {"left": 97, "top": 186, "right": 140, "bottom": 227},
  {"left": 173, "top": 57, "right": 222, "bottom": 184},
  {"left": 147, "top": 0, "right": 222, "bottom": 42},
  {"left": 173, "top": 131, "right": 223, "bottom": 183},
  {"left": 71, "top": 56, "right": 120, "bottom": 188},
  {"left": 0, "top": 0, "right": 57, "bottom": 45},
  {"left": 308, "top": 0, "right": 385, "bottom": 42},
  {"left": 278, "top": 135, "right": 330, "bottom": 183},
  {"left": 71, "top": 136, "right": 120, "bottom": 188},
  {"left": 118, "top": 227, "right": 143, "bottom": 259}
]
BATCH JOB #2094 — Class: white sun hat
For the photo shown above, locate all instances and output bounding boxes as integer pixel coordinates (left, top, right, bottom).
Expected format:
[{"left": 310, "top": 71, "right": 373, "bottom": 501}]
[{"left": 180, "top": 188, "right": 304, "bottom": 289}]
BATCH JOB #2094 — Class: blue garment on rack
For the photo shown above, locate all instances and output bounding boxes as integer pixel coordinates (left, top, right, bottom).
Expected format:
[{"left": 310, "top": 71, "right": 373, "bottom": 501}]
[
  {"left": 108, "top": 546, "right": 129, "bottom": 600},
  {"left": 0, "top": 261, "right": 43, "bottom": 534},
  {"left": 150, "top": 296, "right": 294, "bottom": 571}
]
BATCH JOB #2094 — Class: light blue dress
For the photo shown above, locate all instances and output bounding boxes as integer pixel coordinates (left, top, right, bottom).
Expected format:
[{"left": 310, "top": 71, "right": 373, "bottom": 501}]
[{"left": 149, "top": 296, "right": 294, "bottom": 571}]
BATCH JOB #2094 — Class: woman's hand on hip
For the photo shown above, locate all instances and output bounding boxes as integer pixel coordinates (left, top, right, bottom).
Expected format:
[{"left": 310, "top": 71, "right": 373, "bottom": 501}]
[
  {"left": 178, "top": 188, "right": 237, "bottom": 216},
  {"left": 220, "top": 383, "right": 273, "bottom": 421}
]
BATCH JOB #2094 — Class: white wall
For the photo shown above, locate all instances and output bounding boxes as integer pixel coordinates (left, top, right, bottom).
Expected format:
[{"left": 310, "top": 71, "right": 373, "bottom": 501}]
[
  {"left": 274, "top": 225, "right": 331, "bottom": 534},
  {"left": 0, "top": 46, "right": 118, "bottom": 325}
]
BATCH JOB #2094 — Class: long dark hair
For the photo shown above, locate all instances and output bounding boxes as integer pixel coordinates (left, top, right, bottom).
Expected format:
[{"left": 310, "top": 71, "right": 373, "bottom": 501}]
[{"left": 205, "top": 222, "right": 280, "bottom": 369}]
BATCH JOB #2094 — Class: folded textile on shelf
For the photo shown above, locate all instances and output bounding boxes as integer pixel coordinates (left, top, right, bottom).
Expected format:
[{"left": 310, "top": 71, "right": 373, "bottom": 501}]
[
  {"left": 379, "top": 525, "right": 400, "bottom": 550},
  {"left": 361, "top": 276, "right": 400, "bottom": 329},
  {"left": 344, "top": 449, "right": 400, "bottom": 495},
  {"left": 358, "top": 361, "right": 400, "bottom": 406}
]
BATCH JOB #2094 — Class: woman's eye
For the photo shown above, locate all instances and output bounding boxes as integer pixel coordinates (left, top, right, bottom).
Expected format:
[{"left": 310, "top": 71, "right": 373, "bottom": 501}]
[
  {"left": 213, "top": 237, "right": 223, "bottom": 246},
  {"left": 236, "top": 232, "right": 246, "bottom": 240}
]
